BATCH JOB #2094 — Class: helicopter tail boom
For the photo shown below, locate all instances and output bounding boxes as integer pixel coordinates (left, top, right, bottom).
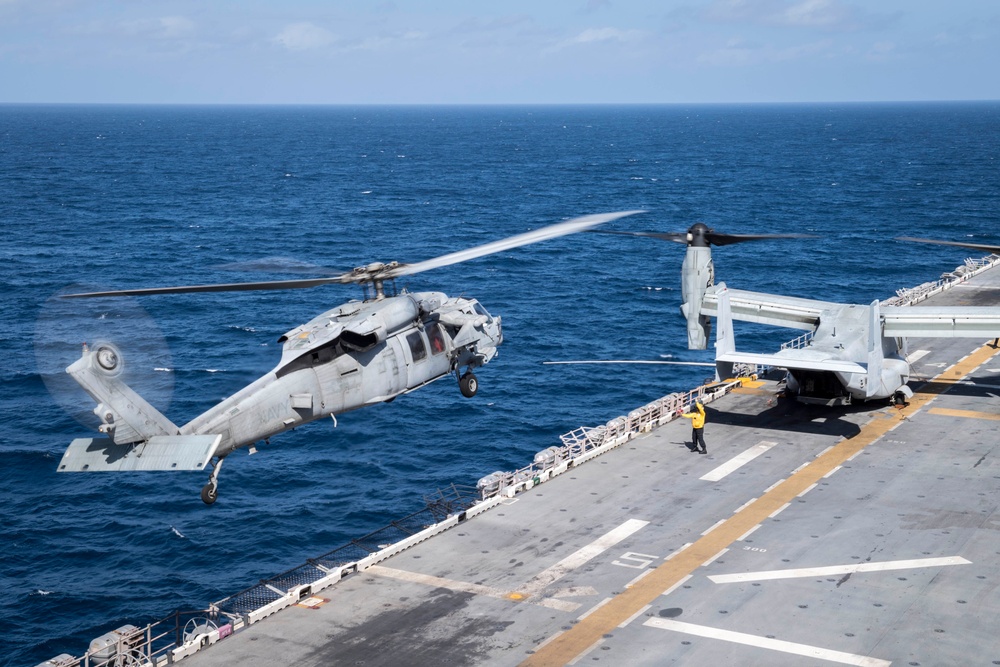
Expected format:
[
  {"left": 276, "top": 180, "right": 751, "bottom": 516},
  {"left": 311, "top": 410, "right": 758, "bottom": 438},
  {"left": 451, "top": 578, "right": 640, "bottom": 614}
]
[
  {"left": 60, "top": 343, "right": 225, "bottom": 474},
  {"left": 66, "top": 343, "right": 179, "bottom": 444}
]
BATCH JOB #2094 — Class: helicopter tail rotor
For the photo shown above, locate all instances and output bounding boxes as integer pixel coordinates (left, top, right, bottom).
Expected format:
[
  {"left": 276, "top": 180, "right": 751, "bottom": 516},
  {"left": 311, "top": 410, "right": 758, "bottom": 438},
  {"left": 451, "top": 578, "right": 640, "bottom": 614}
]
[{"left": 35, "top": 287, "right": 175, "bottom": 432}]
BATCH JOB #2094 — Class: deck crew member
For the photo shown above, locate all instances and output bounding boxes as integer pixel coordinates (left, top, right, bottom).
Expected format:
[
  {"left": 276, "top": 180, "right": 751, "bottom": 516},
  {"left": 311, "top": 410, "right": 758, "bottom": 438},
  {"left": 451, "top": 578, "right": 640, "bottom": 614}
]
[{"left": 680, "top": 401, "right": 707, "bottom": 454}]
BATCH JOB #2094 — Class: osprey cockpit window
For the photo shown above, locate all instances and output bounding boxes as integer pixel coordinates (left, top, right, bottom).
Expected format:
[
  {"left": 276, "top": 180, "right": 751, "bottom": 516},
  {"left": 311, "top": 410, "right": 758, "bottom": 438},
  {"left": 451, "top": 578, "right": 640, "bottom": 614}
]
[{"left": 407, "top": 331, "right": 427, "bottom": 362}]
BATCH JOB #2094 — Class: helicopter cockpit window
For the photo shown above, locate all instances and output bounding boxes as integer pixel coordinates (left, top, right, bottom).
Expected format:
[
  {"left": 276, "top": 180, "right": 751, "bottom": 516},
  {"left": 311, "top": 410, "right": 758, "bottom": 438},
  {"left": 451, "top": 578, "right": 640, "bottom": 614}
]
[
  {"left": 428, "top": 324, "right": 446, "bottom": 355},
  {"left": 472, "top": 302, "right": 492, "bottom": 321},
  {"left": 407, "top": 331, "right": 427, "bottom": 362}
]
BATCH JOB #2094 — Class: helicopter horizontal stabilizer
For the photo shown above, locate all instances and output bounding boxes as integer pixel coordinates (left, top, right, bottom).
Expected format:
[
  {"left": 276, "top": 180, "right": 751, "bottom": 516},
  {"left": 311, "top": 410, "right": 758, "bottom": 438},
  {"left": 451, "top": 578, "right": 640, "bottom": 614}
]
[{"left": 58, "top": 434, "right": 222, "bottom": 473}]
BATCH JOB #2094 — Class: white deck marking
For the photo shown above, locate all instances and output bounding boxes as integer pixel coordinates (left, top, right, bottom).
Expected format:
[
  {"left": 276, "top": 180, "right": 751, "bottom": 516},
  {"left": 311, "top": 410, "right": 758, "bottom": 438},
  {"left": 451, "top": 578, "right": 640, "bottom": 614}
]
[
  {"left": 768, "top": 502, "right": 790, "bottom": 518},
  {"left": 519, "top": 518, "right": 649, "bottom": 596},
  {"left": 577, "top": 597, "right": 613, "bottom": 621},
  {"left": 797, "top": 482, "right": 818, "bottom": 497},
  {"left": 708, "top": 556, "right": 972, "bottom": 584},
  {"left": 367, "top": 565, "right": 505, "bottom": 596},
  {"left": 700, "top": 441, "right": 778, "bottom": 482},
  {"left": 663, "top": 543, "right": 693, "bottom": 561},
  {"left": 624, "top": 568, "right": 654, "bottom": 589},
  {"left": 763, "top": 478, "right": 785, "bottom": 493},
  {"left": 733, "top": 497, "right": 758, "bottom": 514},
  {"left": 644, "top": 618, "right": 891, "bottom": 667},
  {"left": 551, "top": 586, "right": 599, "bottom": 598},
  {"left": 618, "top": 604, "right": 652, "bottom": 628},
  {"left": 368, "top": 565, "right": 582, "bottom": 611},
  {"left": 567, "top": 638, "right": 605, "bottom": 665},
  {"left": 701, "top": 519, "right": 726, "bottom": 536},
  {"left": 660, "top": 574, "right": 691, "bottom": 598},
  {"left": 702, "top": 548, "right": 728, "bottom": 567},
  {"left": 908, "top": 349, "right": 930, "bottom": 363}
]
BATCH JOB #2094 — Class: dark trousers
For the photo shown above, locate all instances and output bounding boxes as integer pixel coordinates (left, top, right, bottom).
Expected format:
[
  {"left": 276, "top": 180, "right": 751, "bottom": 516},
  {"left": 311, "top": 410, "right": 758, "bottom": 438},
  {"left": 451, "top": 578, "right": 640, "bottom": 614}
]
[{"left": 689, "top": 427, "right": 706, "bottom": 452}]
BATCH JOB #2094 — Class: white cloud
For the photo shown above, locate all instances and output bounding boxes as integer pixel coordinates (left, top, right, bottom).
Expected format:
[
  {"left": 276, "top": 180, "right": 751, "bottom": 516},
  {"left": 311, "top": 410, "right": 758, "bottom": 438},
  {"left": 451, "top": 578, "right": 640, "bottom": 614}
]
[
  {"left": 697, "top": 36, "right": 834, "bottom": 66},
  {"left": 866, "top": 40, "right": 895, "bottom": 61},
  {"left": 702, "top": 0, "right": 895, "bottom": 32},
  {"left": 156, "top": 16, "right": 196, "bottom": 39},
  {"left": 575, "top": 27, "right": 636, "bottom": 43},
  {"left": 339, "top": 30, "right": 428, "bottom": 52},
  {"left": 583, "top": 0, "right": 612, "bottom": 12},
  {"left": 779, "top": 0, "right": 852, "bottom": 28},
  {"left": 549, "top": 26, "right": 643, "bottom": 51},
  {"left": 273, "top": 22, "right": 334, "bottom": 51},
  {"left": 66, "top": 15, "right": 196, "bottom": 40}
]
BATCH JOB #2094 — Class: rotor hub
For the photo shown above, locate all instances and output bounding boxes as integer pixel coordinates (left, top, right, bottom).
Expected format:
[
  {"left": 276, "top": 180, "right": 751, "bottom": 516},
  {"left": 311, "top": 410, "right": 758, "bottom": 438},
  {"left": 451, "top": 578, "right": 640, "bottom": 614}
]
[{"left": 687, "top": 223, "right": 712, "bottom": 247}]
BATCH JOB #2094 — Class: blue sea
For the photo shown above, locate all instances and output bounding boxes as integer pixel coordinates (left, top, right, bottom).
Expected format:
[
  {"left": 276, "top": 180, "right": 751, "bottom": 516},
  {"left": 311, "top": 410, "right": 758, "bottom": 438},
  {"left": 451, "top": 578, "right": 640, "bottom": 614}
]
[{"left": 2, "top": 103, "right": 999, "bottom": 666}]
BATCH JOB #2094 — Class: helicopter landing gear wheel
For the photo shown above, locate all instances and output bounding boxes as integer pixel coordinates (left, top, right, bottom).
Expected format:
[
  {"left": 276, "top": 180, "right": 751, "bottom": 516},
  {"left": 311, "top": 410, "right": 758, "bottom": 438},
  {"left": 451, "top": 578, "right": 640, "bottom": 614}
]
[
  {"left": 201, "top": 456, "right": 225, "bottom": 505},
  {"left": 459, "top": 372, "right": 478, "bottom": 398},
  {"left": 201, "top": 482, "right": 218, "bottom": 505}
]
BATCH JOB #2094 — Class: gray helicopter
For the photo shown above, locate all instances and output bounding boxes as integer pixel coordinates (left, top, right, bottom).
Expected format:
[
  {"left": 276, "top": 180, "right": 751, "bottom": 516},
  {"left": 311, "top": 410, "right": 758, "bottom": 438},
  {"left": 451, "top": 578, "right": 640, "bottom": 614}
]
[
  {"left": 593, "top": 224, "right": 1000, "bottom": 406},
  {"left": 57, "top": 210, "right": 641, "bottom": 504}
]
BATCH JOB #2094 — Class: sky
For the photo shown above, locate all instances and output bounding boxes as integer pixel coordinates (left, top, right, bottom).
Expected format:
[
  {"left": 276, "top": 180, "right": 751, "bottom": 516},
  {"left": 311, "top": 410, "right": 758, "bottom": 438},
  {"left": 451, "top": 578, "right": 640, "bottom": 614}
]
[{"left": 1, "top": 0, "right": 997, "bottom": 104}]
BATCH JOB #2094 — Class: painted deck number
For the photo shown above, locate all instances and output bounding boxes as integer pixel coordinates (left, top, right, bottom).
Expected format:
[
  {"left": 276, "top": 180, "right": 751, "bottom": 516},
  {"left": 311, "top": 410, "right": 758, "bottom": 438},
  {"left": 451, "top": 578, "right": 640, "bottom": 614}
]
[{"left": 613, "top": 552, "right": 658, "bottom": 569}]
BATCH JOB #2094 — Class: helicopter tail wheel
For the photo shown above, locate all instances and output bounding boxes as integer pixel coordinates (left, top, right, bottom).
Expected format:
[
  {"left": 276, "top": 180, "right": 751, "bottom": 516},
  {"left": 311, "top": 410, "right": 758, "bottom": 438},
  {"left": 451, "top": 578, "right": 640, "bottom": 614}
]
[{"left": 459, "top": 372, "right": 478, "bottom": 398}]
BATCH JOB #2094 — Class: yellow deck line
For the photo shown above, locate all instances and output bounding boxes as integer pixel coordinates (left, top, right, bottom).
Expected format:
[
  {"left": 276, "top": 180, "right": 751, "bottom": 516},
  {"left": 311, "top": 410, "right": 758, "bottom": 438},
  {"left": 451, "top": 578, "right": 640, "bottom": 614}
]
[
  {"left": 927, "top": 407, "right": 1000, "bottom": 421},
  {"left": 521, "top": 343, "right": 1000, "bottom": 667}
]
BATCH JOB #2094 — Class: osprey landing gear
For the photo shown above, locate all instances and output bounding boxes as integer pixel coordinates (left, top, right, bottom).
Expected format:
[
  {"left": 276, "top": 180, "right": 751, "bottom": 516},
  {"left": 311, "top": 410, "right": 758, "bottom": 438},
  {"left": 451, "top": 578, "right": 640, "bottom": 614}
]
[
  {"left": 459, "top": 370, "right": 478, "bottom": 398},
  {"left": 201, "top": 457, "right": 225, "bottom": 505},
  {"left": 891, "top": 386, "right": 913, "bottom": 408}
]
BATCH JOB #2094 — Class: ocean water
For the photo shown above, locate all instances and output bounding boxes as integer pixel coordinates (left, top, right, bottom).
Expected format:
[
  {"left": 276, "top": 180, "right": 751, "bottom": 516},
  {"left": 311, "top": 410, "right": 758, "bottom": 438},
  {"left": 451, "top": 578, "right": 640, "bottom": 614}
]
[{"left": 2, "top": 102, "right": 999, "bottom": 666}]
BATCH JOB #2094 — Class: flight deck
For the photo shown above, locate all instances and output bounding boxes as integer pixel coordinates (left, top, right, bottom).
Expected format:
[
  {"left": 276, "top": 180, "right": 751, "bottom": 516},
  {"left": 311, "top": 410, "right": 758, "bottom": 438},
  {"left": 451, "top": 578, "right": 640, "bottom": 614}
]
[{"left": 46, "top": 256, "right": 1000, "bottom": 667}]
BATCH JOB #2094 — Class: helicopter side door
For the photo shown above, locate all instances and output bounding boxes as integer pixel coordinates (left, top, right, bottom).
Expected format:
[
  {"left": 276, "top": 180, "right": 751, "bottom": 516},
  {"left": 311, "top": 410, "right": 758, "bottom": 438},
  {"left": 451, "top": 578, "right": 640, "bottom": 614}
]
[
  {"left": 401, "top": 324, "right": 451, "bottom": 390},
  {"left": 360, "top": 335, "right": 406, "bottom": 403}
]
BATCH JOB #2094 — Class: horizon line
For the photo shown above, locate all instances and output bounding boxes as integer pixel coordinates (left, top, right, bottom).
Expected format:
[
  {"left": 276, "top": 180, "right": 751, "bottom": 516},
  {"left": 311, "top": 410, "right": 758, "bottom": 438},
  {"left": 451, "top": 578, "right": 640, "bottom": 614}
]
[{"left": 2, "top": 99, "right": 999, "bottom": 108}]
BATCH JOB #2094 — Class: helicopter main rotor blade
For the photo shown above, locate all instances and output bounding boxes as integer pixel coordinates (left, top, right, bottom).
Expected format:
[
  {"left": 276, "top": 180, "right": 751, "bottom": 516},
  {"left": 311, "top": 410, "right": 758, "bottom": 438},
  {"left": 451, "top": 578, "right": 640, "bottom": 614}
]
[
  {"left": 61, "top": 210, "right": 644, "bottom": 299},
  {"left": 61, "top": 276, "right": 348, "bottom": 299},
  {"left": 896, "top": 236, "right": 1000, "bottom": 253},
  {"left": 387, "top": 210, "right": 645, "bottom": 278}
]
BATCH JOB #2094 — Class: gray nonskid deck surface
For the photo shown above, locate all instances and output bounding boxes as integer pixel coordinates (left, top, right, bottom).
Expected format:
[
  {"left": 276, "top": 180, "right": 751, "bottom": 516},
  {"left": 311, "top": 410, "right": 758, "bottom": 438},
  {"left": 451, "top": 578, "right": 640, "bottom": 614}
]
[{"left": 187, "top": 267, "right": 1000, "bottom": 667}]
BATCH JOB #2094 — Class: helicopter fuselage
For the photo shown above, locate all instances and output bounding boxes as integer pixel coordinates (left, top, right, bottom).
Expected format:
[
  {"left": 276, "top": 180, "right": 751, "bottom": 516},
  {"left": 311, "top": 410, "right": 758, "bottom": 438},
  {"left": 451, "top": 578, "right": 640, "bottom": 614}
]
[{"left": 179, "top": 291, "right": 501, "bottom": 457}]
